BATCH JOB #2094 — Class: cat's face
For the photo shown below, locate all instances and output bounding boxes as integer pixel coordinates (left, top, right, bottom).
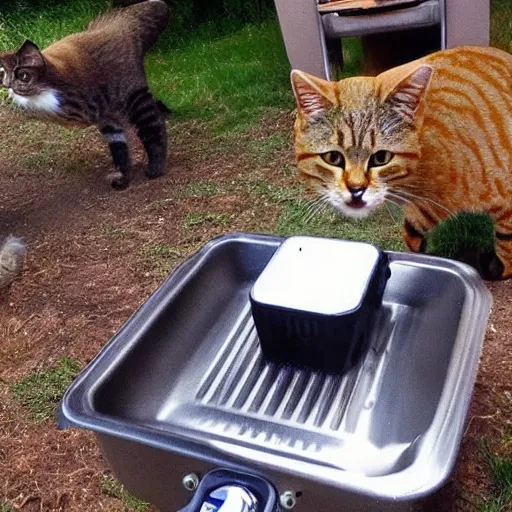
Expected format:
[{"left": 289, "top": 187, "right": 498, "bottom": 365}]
[
  {"left": 291, "top": 66, "right": 433, "bottom": 219},
  {"left": 0, "top": 40, "right": 47, "bottom": 97}
]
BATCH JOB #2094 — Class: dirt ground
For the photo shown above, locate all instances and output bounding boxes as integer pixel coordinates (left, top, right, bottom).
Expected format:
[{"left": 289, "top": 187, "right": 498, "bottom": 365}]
[{"left": 0, "top": 107, "right": 510, "bottom": 511}]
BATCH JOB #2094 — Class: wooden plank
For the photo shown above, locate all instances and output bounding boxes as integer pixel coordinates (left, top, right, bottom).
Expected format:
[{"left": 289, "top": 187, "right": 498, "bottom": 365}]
[{"left": 317, "top": 0, "right": 420, "bottom": 14}]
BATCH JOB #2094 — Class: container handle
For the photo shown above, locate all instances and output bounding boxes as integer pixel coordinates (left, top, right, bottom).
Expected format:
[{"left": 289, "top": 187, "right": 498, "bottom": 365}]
[{"left": 177, "top": 468, "right": 279, "bottom": 512}]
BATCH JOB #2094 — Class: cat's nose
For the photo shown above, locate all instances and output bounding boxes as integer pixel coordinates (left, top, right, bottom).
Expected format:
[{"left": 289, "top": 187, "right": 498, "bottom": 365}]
[{"left": 349, "top": 187, "right": 365, "bottom": 200}]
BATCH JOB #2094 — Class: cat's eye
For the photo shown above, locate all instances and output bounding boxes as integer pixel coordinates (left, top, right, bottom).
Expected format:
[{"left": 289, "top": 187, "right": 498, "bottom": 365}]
[
  {"left": 369, "top": 150, "right": 393, "bottom": 168},
  {"left": 16, "top": 70, "right": 31, "bottom": 83},
  {"left": 321, "top": 151, "right": 345, "bottom": 168}
]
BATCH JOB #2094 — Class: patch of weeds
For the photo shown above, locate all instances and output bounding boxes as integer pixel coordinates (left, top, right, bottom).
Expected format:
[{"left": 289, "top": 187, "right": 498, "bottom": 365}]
[
  {"left": 249, "top": 133, "right": 288, "bottom": 164},
  {"left": 138, "top": 243, "right": 195, "bottom": 277},
  {"left": 22, "top": 145, "right": 54, "bottom": 169},
  {"left": 426, "top": 212, "right": 495, "bottom": 259},
  {"left": 477, "top": 440, "right": 512, "bottom": 511},
  {"left": 274, "top": 199, "right": 404, "bottom": 251},
  {"left": 0, "top": 502, "right": 14, "bottom": 512},
  {"left": 100, "top": 475, "right": 149, "bottom": 511},
  {"left": 184, "top": 181, "right": 220, "bottom": 198},
  {"left": 141, "top": 244, "right": 185, "bottom": 259},
  {"left": 248, "top": 181, "right": 302, "bottom": 203},
  {"left": 490, "top": 0, "right": 512, "bottom": 51},
  {"left": 10, "top": 357, "right": 81, "bottom": 422},
  {"left": 184, "top": 212, "right": 231, "bottom": 228},
  {"left": 98, "top": 225, "right": 135, "bottom": 240},
  {"left": 282, "top": 165, "right": 294, "bottom": 177}
]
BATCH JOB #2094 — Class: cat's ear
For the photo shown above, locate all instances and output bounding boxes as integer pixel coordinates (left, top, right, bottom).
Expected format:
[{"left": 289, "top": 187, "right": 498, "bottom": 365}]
[
  {"left": 383, "top": 65, "right": 433, "bottom": 124},
  {"left": 291, "top": 70, "right": 335, "bottom": 121},
  {"left": 16, "top": 40, "right": 45, "bottom": 68}
]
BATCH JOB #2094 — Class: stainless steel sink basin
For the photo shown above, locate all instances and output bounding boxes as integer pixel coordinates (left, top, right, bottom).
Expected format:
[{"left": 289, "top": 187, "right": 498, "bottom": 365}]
[{"left": 58, "top": 233, "right": 492, "bottom": 512}]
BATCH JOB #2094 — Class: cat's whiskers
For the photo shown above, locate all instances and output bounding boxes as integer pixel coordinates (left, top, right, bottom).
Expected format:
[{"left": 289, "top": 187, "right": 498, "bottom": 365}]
[
  {"left": 392, "top": 188, "right": 455, "bottom": 217},
  {"left": 386, "top": 191, "right": 413, "bottom": 207},
  {"left": 384, "top": 200, "right": 402, "bottom": 225},
  {"left": 301, "top": 194, "right": 326, "bottom": 218},
  {"left": 303, "top": 194, "right": 330, "bottom": 225}
]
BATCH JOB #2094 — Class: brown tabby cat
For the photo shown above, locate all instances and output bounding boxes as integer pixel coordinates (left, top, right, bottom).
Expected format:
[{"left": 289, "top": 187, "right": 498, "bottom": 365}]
[
  {"left": 291, "top": 46, "right": 512, "bottom": 280},
  {"left": 0, "top": 0, "right": 170, "bottom": 189}
]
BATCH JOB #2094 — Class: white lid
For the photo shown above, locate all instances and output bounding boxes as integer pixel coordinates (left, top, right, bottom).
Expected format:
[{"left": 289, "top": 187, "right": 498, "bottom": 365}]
[{"left": 251, "top": 236, "right": 381, "bottom": 315}]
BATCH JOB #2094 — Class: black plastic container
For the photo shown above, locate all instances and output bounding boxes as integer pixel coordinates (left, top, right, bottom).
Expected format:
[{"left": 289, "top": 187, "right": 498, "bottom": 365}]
[{"left": 250, "top": 236, "right": 390, "bottom": 374}]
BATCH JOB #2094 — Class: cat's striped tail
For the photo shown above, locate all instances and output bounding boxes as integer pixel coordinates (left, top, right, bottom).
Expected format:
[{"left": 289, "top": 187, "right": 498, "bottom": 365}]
[
  {"left": 0, "top": 236, "right": 26, "bottom": 289},
  {"left": 110, "top": 0, "right": 170, "bottom": 55}
]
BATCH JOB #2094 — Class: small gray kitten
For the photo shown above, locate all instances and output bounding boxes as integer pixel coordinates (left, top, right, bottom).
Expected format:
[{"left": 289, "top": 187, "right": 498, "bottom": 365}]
[{"left": 0, "top": 236, "right": 25, "bottom": 289}]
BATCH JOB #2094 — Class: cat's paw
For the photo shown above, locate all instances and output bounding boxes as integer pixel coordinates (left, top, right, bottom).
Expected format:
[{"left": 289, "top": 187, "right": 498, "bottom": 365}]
[
  {"left": 145, "top": 166, "right": 166, "bottom": 180},
  {"left": 479, "top": 251, "right": 505, "bottom": 281},
  {"left": 108, "top": 172, "right": 130, "bottom": 190}
]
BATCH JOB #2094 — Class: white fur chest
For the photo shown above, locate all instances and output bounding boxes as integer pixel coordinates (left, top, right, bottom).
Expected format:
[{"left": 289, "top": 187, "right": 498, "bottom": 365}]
[{"left": 10, "top": 89, "right": 61, "bottom": 115}]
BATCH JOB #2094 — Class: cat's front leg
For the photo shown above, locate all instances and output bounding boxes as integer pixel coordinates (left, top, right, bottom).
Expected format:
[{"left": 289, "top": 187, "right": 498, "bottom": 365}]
[
  {"left": 403, "top": 204, "right": 439, "bottom": 253},
  {"left": 100, "top": 124, "right": 131, "bottom": 189},
  {"left": 485, "top": 231, "right": 512, "bottom": 280},
  {"left": 403, "top": 219, "right": 427, "bottom": 252},
  {"left": 127, "top": 88, "right": 168, "bottom": 180}
]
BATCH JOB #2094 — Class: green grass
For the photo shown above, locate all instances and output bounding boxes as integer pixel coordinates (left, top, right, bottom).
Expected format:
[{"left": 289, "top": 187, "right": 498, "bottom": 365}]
[
  {"left": 10, "top": 357, "right": 81, "bottom": 422},
  {"left": 478, "top": 442, "right": 512, "bottom": 511},
  {"left": 183, "top": 212, "right": 231, "bottom": 227},
  {"left": 184, "top": 181, "right": 220, "bottom": 198},
  {"left": 0, "top": 502, "right": 14, "bottom": 512},
  {"left": 426, "top": 212, "right": 496, "bottom": 259},
  {"left": 490, "top": 0, "right": 512, "bottom": 51},
  {"left": 274, "top": 199, "right": 404, "bottom": 251},
  {"left": 100, "top": 475, "right": 149, "bottom": 512},
  {"left": 139, "top": 243, "right": 186, "bottom": 260},
  {"left": 248, "top": 181, "right": 303, "bottom": 203},
  {"left": 249, "top": 133, "right": 289, "bottom": 164},
  {"left": 137, "top": 242, "right": 196, "bottom": 276},
  {"left": 146, "top": 20, "right": 293, "bottom": 132},
  {"left": 0, "top": 1, "right": 110, "bottom": 50}
]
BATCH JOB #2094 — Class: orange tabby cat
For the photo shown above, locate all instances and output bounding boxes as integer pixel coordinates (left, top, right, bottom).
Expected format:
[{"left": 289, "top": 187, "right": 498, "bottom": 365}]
[{"left": 291, "top": 46, "right": 512, "bottom": 280}]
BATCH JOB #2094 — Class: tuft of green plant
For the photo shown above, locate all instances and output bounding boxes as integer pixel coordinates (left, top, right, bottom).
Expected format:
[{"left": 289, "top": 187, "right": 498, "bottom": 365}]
[
  {"left": 137, "top": 243, "right": 197, "bottom": 277},
  {"left": 184, "top": 181, "right": 220, "bottom": 198},
  {"left": 478, "top": 441, "right": 512, "bottom": 511},
  {"left": 0, "top": 502, "right": 14, "bottom": 512},
  {"left": 184, "top": 212, "right": 231, "bottom": 227},
  {"left": 249, "top": 133, "right": 288, "bottom": 164},
  {"left": 426, "top": 212, "right": 495, "bottom": 261},
  {"left": 273, "top": 198, "right": 404, "bottom": 251},
  {"left": 10, "top": 357, "right": 81, "bottom": 422},
  {"left": 100, "top": 475, "right": 149, "bottom": 511},
  {"left": 490, "top": 0, "right": 512, "bottom": 52},
  {"left": 248, "top": 181, "right": 302, "bottom": 203}
]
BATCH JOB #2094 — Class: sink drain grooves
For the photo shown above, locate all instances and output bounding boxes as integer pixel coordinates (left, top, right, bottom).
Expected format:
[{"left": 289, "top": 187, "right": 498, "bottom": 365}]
[{"left": 195, "top": 304, "right": 370, "bottom": 432}]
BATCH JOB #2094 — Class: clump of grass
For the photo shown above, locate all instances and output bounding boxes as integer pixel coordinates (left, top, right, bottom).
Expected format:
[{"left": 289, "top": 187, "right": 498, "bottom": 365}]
[
  {"left": 249, "top": 133, "right": 288, "bottom": 164},
  {"left": 0, "top": 502, "right": 14, "bottom": 512},
  {"left": 138, "top": 243, "right": 196, "bottom": 277},
  {"left": 184, "top": 181, "right": 220, "bottom": 198},
  {"left": 426, "top": 212, "right": 495, "bottom": 259},
  {"left": 490, "top": 0, "right": 512, "bottom": 52},
  {"left": 248, "top": 181, "right": 302, "bottom": 203},
  {"left": 100, "top": 475, "right": 149, "bottom": 511},
  {"left": 274, "top": 199, "right": 404, "bottom": 251},
  {"left": 478, "top": 441, "right": 512, "bottom": 511},
  {"left": 10, "top": 357, "right": 81, "bottom": 422},
  {"left": 141, "top": 243, "right": 185, "bottom": 259},
  {"left": 184, "top": 212, "right": 231, "bottom": 228}
]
